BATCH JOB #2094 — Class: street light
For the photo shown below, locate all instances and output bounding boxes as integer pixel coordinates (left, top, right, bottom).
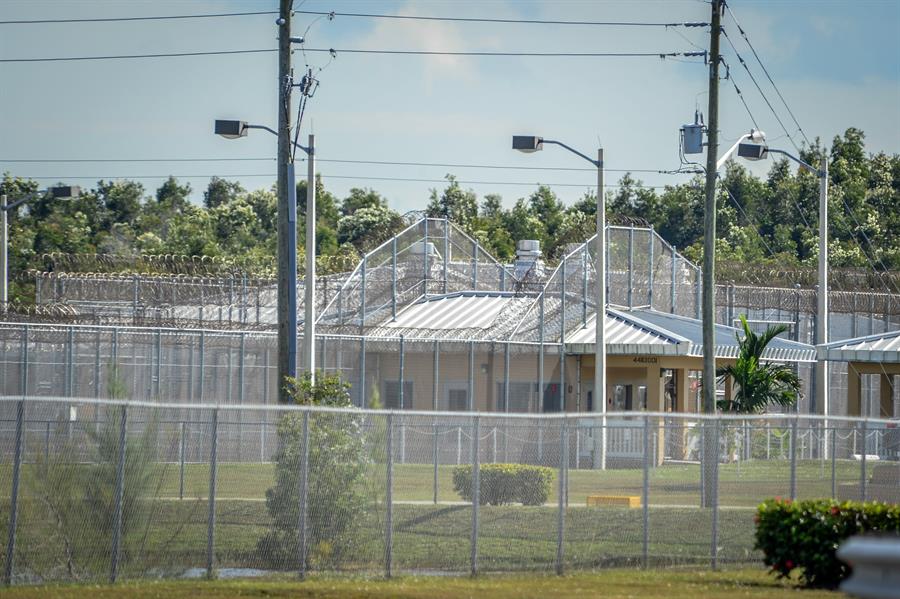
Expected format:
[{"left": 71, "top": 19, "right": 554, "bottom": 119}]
[
  {"left": 513, "top": 135, "right": 608, "bottom": 469},
  {"left": 1, "top": 185, "right": 81, "bottom": 312},
  {"left": 215, "top": 119, "right": 318, "bottom": 389},
  {"left": 737, "top": 139, "right": 830, "bottom": 419}
]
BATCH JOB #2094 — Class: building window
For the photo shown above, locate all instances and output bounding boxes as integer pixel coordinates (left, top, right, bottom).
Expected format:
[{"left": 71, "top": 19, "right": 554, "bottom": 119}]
[
  {"left": 447, "top": 388, "right": 468, "bottom": 411},
  {"left": 495, "top": 382, "right": 536, "bottom": 412},
  {"left": 383, "top": 381, "right": 414, "bottom": 409}
]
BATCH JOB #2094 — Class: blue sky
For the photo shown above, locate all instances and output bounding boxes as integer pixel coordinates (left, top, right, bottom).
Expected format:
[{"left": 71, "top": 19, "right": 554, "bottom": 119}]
[{"left": 2, "top": 0, "right": 898, "bottom": 213}]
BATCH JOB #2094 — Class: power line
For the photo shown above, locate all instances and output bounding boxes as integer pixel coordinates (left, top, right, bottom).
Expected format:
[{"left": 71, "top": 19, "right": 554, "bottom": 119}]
[
  {"left": 724, "top": 3, "right": 810, "bottom": 146},
  {"left": 0, "top": 157, "right": 678, "bottom": 174},
  {"left": 0, "top": 47, "right": 707, "bottom": 63},
  {"left": 0, "top": 158, "right": 276, "bottom": 163},
  {"left": 309, "top": 48, "right": 705, "bottom": 58},
  {"left": 723, "top": 63, "right": 760, "bottom": 131},
  {"left": 0, "top": 11, "right": 278, "bottom": 25},
  {"left": 721, "top": 29, "right": 801, "bottom": 153},
  {"left": 0, "top": 49, "right": 276, "bottom": 63},
  {"left": 295, "top": 9, "right": 708, "bottom": 28},
  {"left": 15, "top": 173, "right": 671, "bottom": 189}
]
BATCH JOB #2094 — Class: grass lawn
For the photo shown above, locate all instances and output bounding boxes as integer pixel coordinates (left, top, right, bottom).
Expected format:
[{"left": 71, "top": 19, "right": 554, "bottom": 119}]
[
  {"left": 0, "top": 569, "right": 840, "bottom": 598},
  {"left": 143, "top": 458, "right": 860, "bottom": 507}
]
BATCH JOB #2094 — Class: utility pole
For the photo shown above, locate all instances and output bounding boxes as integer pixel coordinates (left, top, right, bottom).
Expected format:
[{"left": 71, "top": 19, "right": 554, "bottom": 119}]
[
  {"left": 701, "top": 0, "right": 723, "bottom": 508},
  {"left": 277, "top": 0, "right": 296, "bottom": 403},
  {"left": 702, "top": 0, "right": 722, "bottom": 416}
]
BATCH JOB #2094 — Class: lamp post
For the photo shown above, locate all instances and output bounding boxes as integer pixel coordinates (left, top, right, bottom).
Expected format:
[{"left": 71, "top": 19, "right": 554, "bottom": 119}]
[
  {"left": 215, "top": 119, "right": 317, "bottom": 391},
  {"left": 512, "top": 135, "right": 607, "bottom": 469},
  {"left": 738, "top": 140, "right": 829, "bottom": 418},
  {"left": 1, "top": 185, "right": 80, "bottom": 313}
]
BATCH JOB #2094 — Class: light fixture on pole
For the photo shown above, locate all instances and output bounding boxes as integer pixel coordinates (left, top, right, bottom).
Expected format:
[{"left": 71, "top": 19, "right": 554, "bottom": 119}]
[
  {"left": 215, "top": 119, "right": 317, "bottom": 388},
  {"left": 1, "top": 185, "right": 80, "bottom": 314},
  {"left": 513, "top": 135, "right": 607, "bottom": 469},
  {"left": 737, "top": 139, "right": 829, "bottom": 419}
]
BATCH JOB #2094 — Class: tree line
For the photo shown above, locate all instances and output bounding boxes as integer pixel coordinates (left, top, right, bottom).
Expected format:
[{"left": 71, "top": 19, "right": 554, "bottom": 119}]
[{"left": 2, "top": 128, "right": 897, "bottom": 303}]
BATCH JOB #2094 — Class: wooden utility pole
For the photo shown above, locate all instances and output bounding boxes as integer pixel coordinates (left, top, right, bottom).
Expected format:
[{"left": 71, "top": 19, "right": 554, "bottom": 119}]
[
  {"left": 277, "top": 0, "right": 296, "bottom": 403},
  {"left": 702, "top": 0, "right": 722, "bottom": 415},
  {"left": 701, "top": 0, "right": 723, "bottom": 511}
]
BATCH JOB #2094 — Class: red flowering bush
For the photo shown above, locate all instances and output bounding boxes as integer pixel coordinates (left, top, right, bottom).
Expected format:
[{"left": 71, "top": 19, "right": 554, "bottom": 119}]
[{"left": 755, "top": 498, "right": 900, "bottom": 588}]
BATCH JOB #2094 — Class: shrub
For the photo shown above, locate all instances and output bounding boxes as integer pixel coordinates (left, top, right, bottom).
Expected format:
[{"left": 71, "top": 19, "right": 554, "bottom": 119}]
[
  {"left": 755, "top": 497, "right": 900, "bottom": 588},
  {"left": 453, "top": 464, "right": 553, "bottom": 506},
  {"left": 257, "top": 373, "right": 373, "bottom": 570}
]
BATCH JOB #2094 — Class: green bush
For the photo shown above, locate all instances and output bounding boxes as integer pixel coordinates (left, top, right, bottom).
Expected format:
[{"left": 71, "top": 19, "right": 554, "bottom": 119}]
[
  {"left": 257, "top": 373, "right": 373, "bottom": 570},
  {"left": 453, "top": 464, "right": 553, "bottom": 506},
  {"left": 755, "top": 497, "right": 900, "bottom": 588}
]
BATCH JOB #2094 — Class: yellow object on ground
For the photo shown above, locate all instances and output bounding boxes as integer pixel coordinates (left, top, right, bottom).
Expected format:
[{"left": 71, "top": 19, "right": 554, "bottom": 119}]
[{"left": 586, "top": 494, "right": 641, "bottom": 507}]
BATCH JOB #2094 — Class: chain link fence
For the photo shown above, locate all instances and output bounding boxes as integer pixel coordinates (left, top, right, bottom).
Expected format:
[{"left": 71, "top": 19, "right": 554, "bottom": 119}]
[{"left": 1, "top": 397, "right": 897, "bottom": 584}]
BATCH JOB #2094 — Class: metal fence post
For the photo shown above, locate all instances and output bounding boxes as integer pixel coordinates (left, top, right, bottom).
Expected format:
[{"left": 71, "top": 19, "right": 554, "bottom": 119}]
[
  {"left": 790, "top": 416, "right": 798, "bottom": 501},
  {"left": 503, "top": 342, "right": 510, "bottom": 413},
  {"left": 179, "top": 421, "right": 186, "bottom": 500},
  {"left": 468, "top": 341, "right": 475, "bottom": 411},
  {"left": 433, "top": 340, "right": 440, "bottom": 411},
  {"left": 298, "top": 411, "right": 310, "bottom": 578},
  {"left": 442, "top": 217, "right": 449, "bottom": 294},
  {"left": 360, "top": 337, "right": 367, "bottom": 408},
  {"left": 3, "top": 399, "right": 25, "bottom": 585},
  {"left": 470, "top": 415, "right": 480, "bottom": 576},
  {"left": 830, "top": 424, "right": 837, "bottom": 499},
  {"left": 110, "top": 405, "right": 127, "bottom": 583},
  {"left": 433, "top": 420, "right": 439, "bottom": 505},
  {"left": 399, "top": 336, "right": 405, "bottom": 410},
  {"left": 556, "top": 418, "right": 567, "bottom": 575},
  {"left": 155, "top": 329, "right": 162, "bottom": 397},
  {"left": 670, "top": 247, "right": 677, "bottom": 314},
  {"left": 642, "top": 415, "right": 650, "bottom": 569},
  {"left": 206, "top": 409, "right": 218, "bottom": 579},
  {"left": 860, "top": 419, "right": 868, "bottom": 502},
  {"left": 423, "top": 218, "right": 429, "bottom": 295},
  {"left": 647, "top": 228, "right": 655, "bottom": 307},
  {"left": 385, "top": 413, "right": 394, "bottom": 578},
  {"left": 391, "top": 237, "right": 397, "bottom": 320},
  {"left": 627, "top": 227, "right": 634, "bottom": 309},
  {"left": 198, "top": 331, "right": 205, "bottom": 402},
  {"left": 710, "top": 418, "right": 720, "bottom": 571}
]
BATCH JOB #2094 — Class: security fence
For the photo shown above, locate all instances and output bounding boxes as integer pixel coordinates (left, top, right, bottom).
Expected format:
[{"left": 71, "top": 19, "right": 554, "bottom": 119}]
[{"left": 1, "top": 397, "right": 897, "bottom": 585}]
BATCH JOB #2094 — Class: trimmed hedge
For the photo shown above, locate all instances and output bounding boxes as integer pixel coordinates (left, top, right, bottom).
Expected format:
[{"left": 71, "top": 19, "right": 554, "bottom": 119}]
[
  {"left": 453, "top": 464, "right": 554, "bottom": 506},
  {"left": 755, "top": 497, "right": 900, "bottom": 588}
]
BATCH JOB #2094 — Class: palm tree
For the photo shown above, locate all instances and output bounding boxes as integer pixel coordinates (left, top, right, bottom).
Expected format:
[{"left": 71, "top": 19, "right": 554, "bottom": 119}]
[{"left": 717, "top": 315, "right": 801, "bottom": 413}]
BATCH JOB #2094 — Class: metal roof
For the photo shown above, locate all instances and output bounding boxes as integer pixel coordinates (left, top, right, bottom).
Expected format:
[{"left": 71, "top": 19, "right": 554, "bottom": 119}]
[
  {"left": 629, "top": 308, "right": 816, "bottom": 363},
  {"left": 819, "top": 329, "right": 900, "bottom": 363},
  {"left": 566, "top": 310, "right": 689, "bottom": 356},
  {"left": 384, "top": 292, "right": 516, "bottom": 331}
]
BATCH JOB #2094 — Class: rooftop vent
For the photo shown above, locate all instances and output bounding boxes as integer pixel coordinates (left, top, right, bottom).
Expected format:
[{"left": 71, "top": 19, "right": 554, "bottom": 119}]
[
  {"left": 514, "top": 240, "right": 544, "bottom": 280},
  {"left": 408, "top": 241, "right": 438, "bottom": 257}
]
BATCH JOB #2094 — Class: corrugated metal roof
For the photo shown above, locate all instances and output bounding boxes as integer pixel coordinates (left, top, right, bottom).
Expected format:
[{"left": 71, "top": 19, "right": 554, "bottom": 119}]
[
  {"left": 820, "top": 329, "right": 900, "bottom": 363},
  {"left": 630, "top": 308, "right": 816, "bottom": 362},
  {"left": 383, "top": 293, "right": 515, "bottom": 331},
  {"left": 566, "top": 311, "right": 687, "bottom": 356}
]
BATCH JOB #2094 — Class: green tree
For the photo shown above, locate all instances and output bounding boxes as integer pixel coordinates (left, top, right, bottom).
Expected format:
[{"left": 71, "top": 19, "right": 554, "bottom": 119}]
[
  {"left": 716, "top": 315, "right": 801, "bottom": 413},
  {"left": 257, "top": 373, "right": 372, "bottom": 569},
  {"left": 203, "top": 177, "right": 245, "bottom": 210},
  {"left": 337, "top": 204, "right": 404, "bottom": 251},
  {"left": 426, "top": 175, "right": 478, "bottom": 230}
]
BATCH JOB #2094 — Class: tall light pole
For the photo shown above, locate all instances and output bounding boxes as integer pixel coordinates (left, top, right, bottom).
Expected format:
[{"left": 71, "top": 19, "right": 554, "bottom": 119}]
[
  {"left": 738, "top": 141, "right": 829, "bottom": 417},
  {"left": 1, "top": 185, "right": 80, "bottom": 313},
  {"left": 214, "top": 120, "right": 317, "bottom": 394},
  {"left": 512, "top": 136, "right": 607, "bottom": 469}
]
